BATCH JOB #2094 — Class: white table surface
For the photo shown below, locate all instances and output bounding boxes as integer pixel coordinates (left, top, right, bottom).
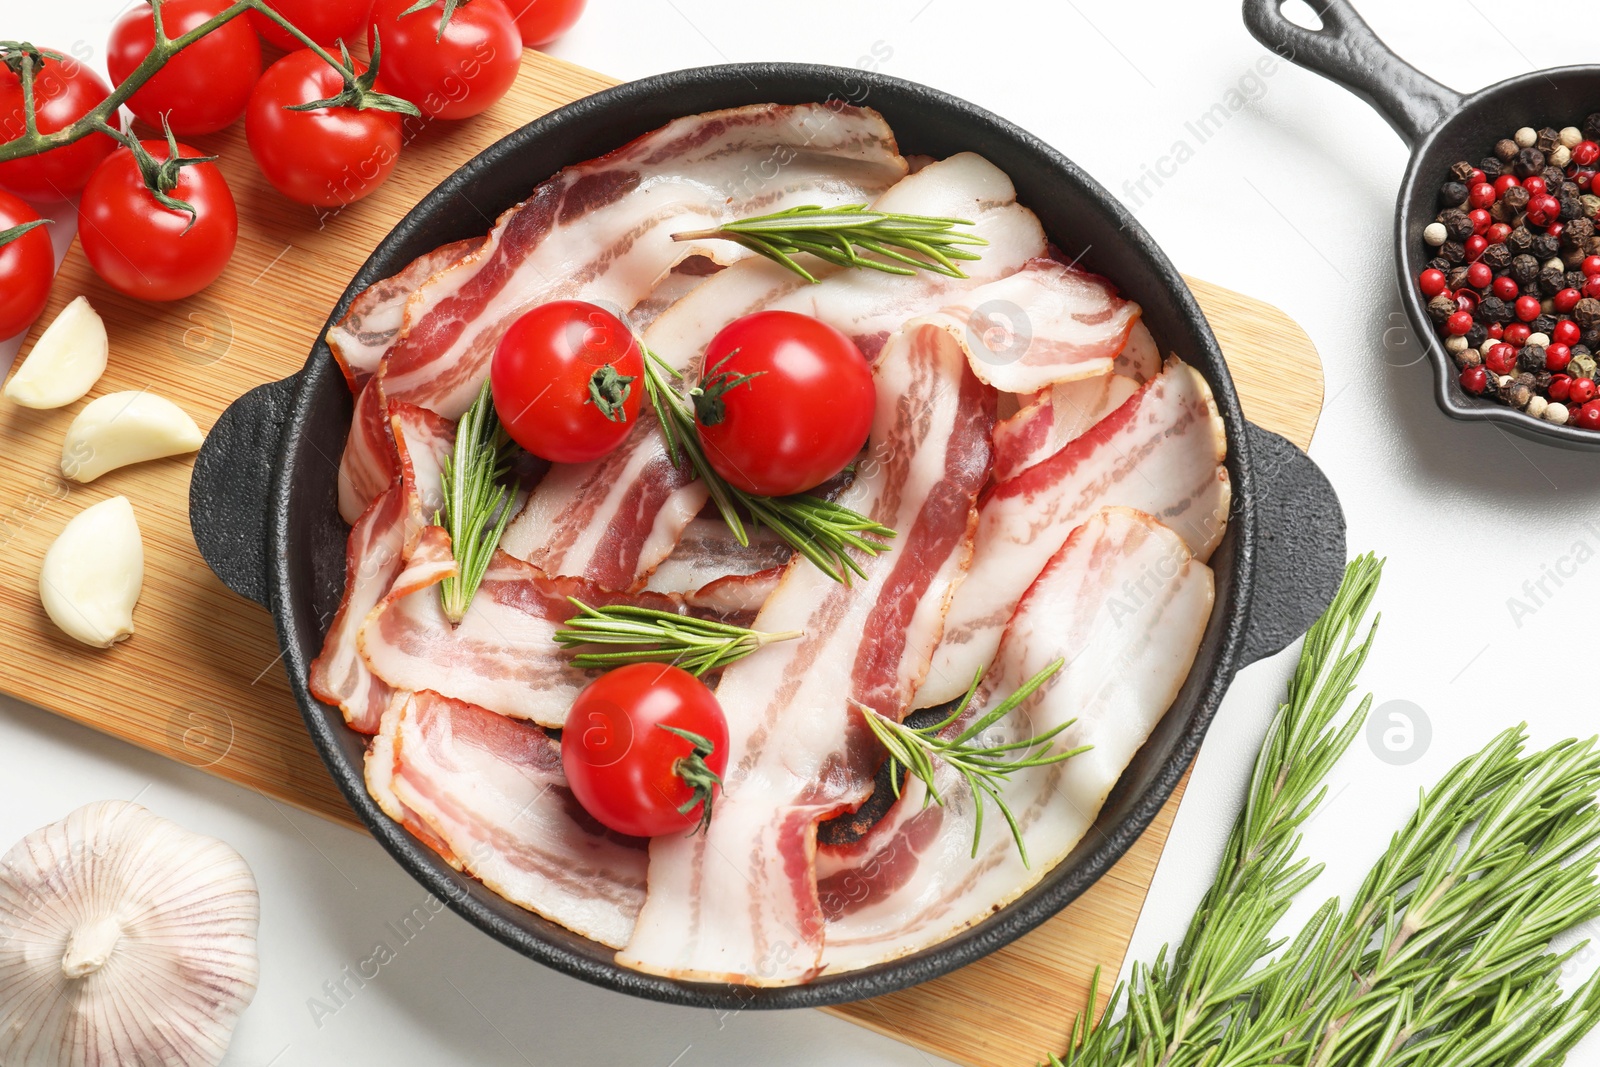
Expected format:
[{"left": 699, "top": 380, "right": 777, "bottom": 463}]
[{"left": 5, "top": 2, "right": 1598, "bottom": 1064}]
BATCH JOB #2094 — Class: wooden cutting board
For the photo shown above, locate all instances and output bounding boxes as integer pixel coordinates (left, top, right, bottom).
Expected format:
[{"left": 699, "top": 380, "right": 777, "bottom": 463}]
[{"left": 0, "top": 49, "right": 1321, "bottom": 1067}]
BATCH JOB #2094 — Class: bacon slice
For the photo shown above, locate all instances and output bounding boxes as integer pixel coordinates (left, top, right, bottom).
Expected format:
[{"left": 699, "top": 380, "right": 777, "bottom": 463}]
[
  {"left": 379, "top": 104, "right": 909, "bottom": 420},
  {"left": 644, "top": 517, "right": 794, "bottom": 596},
  {"left": 993, "top": 373, "right": 1140, "bottom": 482},
  {"left": 360, "top": 540, "right": 696, "bottom": 729},
  {"left": 387, "top": 690, "right": 648, "bottom": 949},
  {"left": 366, "top": 691, "right": 460, "bottom": 865},
  {"left": 1115, "top": 317, "right": 1162, "bottom": 382},
  {"left": 337, "top": 379, "right": 396, "bottom": 525},
  {"left": 327, "top": 238, "right": 481, "bottom": 393},
  {"left": 816, "top": 508, "right": 1213, "bottom": 971},
  {"left": 618, "top": 317, "right": 996, "bottom": 984},
  {"left": 918, "top": 357, "right": 1229, "bottom": 708}
]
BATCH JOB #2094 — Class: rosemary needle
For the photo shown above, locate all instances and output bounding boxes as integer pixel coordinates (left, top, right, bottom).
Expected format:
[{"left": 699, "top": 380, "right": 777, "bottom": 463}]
[
  {"left": 553, "top": 598, "right": 801, "bottom": 676},
  {"left": 435, "top": 379, "right": 518, "bottom": 623}
]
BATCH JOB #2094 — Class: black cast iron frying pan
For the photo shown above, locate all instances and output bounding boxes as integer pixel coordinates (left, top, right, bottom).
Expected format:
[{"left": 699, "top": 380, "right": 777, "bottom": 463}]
[
  {"left": 1245, "top": 0, "right": 1600, "bottom": 452},
  {"left": 188, "top": 64, "right": 1347, "bottom": 1009}
]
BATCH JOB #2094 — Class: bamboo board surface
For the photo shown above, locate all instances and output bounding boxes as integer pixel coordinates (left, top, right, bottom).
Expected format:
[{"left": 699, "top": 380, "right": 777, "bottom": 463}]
[{"left": 0, "top": 49, "right": 1322, "bottom": 1067}]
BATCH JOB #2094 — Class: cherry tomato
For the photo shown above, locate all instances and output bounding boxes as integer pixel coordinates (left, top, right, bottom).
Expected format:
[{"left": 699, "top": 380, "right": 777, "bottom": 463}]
[
  {"left": 0, "top": 52, "right": 117, "bottom": 201},
  {"left": 246, "top": 49, "right": 401, "bottom": 207},
  {"left": 491, "top": 300, "right": 644, "bottom": 463},
  {"left": 249, "top": 0, "right": 374, "bottom": 49},
  {"left": 561, "top": 664, "right": 728, "bottom": 838},
  {"left": 693, "top": 310, "right": 875, "bottom": 497},
  {"left": 0, "top": 191, "right": 53, "bottom": 338},
  {"left": 369, "top": 0, "right": 522, "bottom": 120},
  {"left": 108, "top": 0, "right": 262, "bottom": 136},
  {"left": 505, "top": 0, "right": 586, "bottom": 46},
  {"left": 77, "top": 140, "right": 237, "bottom": 301}
]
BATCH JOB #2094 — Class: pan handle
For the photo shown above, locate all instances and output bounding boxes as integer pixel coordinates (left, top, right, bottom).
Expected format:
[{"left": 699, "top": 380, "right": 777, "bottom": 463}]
[
  {"left": 188, "top": 373, "right": 299, "bottom": 608},
  {"left": 1238, "top": 423, "right": 1347, "bottom": 667},
  {"left": 1243, "top": 0, "right": 1464, "bottom": 147}
]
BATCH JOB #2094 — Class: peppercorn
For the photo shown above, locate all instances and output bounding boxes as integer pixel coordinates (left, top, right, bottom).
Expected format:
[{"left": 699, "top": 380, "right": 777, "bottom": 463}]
[
  {"left": 1496, "top": 138, "right": 1520, "bottom": 162},
  {"left": 1428, "top": 256, "right": 1452, "bottom": 273},
  {"left": 1519, "top": 344, "right": 1548, "bottom": 372},
  {"left": 1507, "top": 226, "right": 1534, "bottom": 254},
  {"left": 1438, "top": 181, "right": 1468, "bottom": 208},
  {"left": 1543, "top": 165, "right": 1568, "bottom": 188},
  {"left": 1575, "top": 297, "right": 1600, "bottom": 329},
  {"left": 1428, "top": 294, "right": 1460, "bottom": 323},
  {"left": 1587, "top": 328, "right": 1600, "bottom": 350},
  {"left": 1532, "top": 314, "right": 1559, "bottom": 336},
  {"left": 1465, "top": 322, "right": 1488, "bottom": 348},
  {"left": 1480, "top": 243, "right": 1512, "bottom": 271},
  {"left": 1571, "top": 353, "right": 1599, "bottom": 381},
  {"left": 1503, "top": 186, "right": 1532, "bottom": 213},
  {"left": 1512, "top": 254, "right": 1541, "bottom": 286},
  {"left": 1440, "top": 209, "right": 1475, "bottom": 241},
  {"left": 1569, "top": 270, "right": 1590, "bottom": 290},
  {"left": 1479, "top": 295, "right": 1513, "bottom": 323},
  {"left": 1531, "top": 233, "right": 1561, "bottom": 258},
  {"left": 1573, "top": 344, "right": 1593, "bottom": 361},
  {"left": 1441, "top": 240, "right": 1466, "bottom": 265},
  {"left": 1540, "top": 269, "right": 1567, "bottom": 295},
  {"left": 1561, "top": 194, "right": 1585, "bottom": 222},
  {"left": 1584, "top": 194, "right": 1600, "bottom": 218},
  {"left": 1565, "top": 218, "right": 1596, "bottom": 247},
  {"left": 1480, "top": 157, "right": 1504, "bottom": 179},
  {"left": 1515, "top": 147, "right": 1547, "bottom": 177},
  {"left": 1536, "top": 128, "right": 1560, "bottom": 153},
  {"left": 1447, "top": 266, "right": 1472, "bottom": 290}
]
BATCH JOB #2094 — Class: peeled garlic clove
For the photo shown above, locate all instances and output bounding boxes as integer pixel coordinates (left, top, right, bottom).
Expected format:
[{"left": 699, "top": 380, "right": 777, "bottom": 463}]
[
  {"left": 0, "top": 801, "right": 260, "bottom": 1067},
  {"left": 2, "top": 296, "right": 109, "bottom": 409},
  {"left": 39, "top": 495, "right": 144, "bottom": 648},
  {"left": 60, "top": 390, "right": 204, "bottom": 483}
]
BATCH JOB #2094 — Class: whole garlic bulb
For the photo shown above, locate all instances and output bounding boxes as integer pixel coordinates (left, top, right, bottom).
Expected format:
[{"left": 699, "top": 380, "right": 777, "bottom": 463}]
[{"left": 0, "top": 801, "right": 260, "bottom": 1067}]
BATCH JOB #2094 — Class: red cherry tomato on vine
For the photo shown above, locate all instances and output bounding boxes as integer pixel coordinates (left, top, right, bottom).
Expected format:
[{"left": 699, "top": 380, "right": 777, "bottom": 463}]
[
  {"left": 505, "top": 0, "right": 586, "bottom": 46},
  {"left": 561, "top": 664, "right": 728, "bottom": 839},
  {"left": 369, "top": 0, "right": 522, "bottom": 120},
  {"left": 0, "top": 52, "right": 117, "bottom": 201},
  {"left": 693, "top": 310, "right": 876, "bottom": 497},
  {"left": 77, "top": 140, "right": 238, "bottom": 301},
  {"left": 108, "top": 0, "right": 262, "bottom": 136},
  {"left": 246, "top": 50, "right": 402, "bottom": 207},
  {"left": 249, "top": 0, "right": 375, "bottom": 50},
  {"left": 0, "top": 191, "right": 53, "bottom": 338},
  {"left": 491, "top": 300, "right": 644, "bottom": 463}
]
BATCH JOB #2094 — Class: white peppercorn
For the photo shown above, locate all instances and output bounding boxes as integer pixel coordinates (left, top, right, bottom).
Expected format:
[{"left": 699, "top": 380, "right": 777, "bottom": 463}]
[
  {"left": 1562, "top": 127, "right": 1584, "bottom": 148},
  {"left": 1424, "top": 222, "right": 1448, "bottom": 246},
  {"left": 1527, "top": 332, "right": 1552, "bottom": 348},
  {"left": 1445, "top": 334, "right": 1469, "bottom": 354},
  {"left": 1527, "top": 395, "right": 1549, "bottom": 419},
  {"left": 1546, "top": 401, "right": 1570, "bottom": 424},
  {"left": 1515, "top": 126, "right": 1538, "bottom": 148}
]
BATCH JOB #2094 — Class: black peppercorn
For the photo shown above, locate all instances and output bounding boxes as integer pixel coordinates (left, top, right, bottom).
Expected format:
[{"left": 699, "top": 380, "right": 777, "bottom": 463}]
[
  {"left": 1542, "top": 165, "right": 1567, "bottom": 188},
  {"left": 1503, "top": 186, "right": 1532, "bottom": 212},
  {"left": 1512, "top": 254, "right": 1541, "bottom": 285},
  {"left": 1490, "top": 201, "right": 1517, "bottom": 224},
  {"left": 1531, "top": 234, "right": 1561, "bottom": 260},
  {"left": 1496, "top": 138, "right": 1520, "bottom": 162},
  {"left": 1562, "top": 180, "right": 1582, "bottom": 199},
  {"left": 1533, "top": 313, "right": 1559, "bottom": 335},
  {"left": 1466, "top": 323, "right": 1488, "bottom": 348},
  {"left": 1570, "top": 270, "right": 1590, "bottom": 290},
  {"left": 1574, "top": 297, "right": 1600, "bottom": 330},
  {"left": 1539, "top": 268, "right": 1567, "bottom": 296},
  {"left": 1518, "top": 345, "right": 1547, "bottom": 373},
  {"left": 1561, "top": 194, "right": 1586, "bottom": 222},
  {"left": 1587, "top": 327, "right": 1600, "bottom": 350},
  {"left": 1439, "top": 181, "right": 1468, "bottom": 208},
  {"left": 1564, "top": 218, "right": 1596, "bottom": 247},
  {"left": 1450, "top": 161, "right": 1476, "bottom": 182},
  {"left": 1508, "top": 226, "right": 1535, "bottom": 253},
  {"left": 1428, "top": 294, "right": 1459, "bottom": 323},
  {"left": 1447, "top": 266, "right": 1472, "bottom": 290},
  {"left": 1480, "top": 244, "right": 1512, "bottom": 271},
  {"left": 1429, "top": 256, "right": 1452, "bottom": 273},
  {"left": 1566, "top": 248, "right": 1589, "bottom": 270},
  {"left": 1514, "top": 146, "right": 1547, "bottom": 177},
  {"left": 1585, "top": 113, "right": 1600, "bottom": 141},
  {"left": 1573, "top": 345, "right": 1593, "bottom": 362},
  {"left": 1479, "top": 295, "right": 1513, "bottom": 323},
  {"left": 1480, "top": 157, "right": 1504, "bottom": 179},
  {"left": 1441, "top": 240, "right": 1466, "bottom": 265},
  {"left": 1441, "top": 209, "right": 1474, "bottom": 241}
]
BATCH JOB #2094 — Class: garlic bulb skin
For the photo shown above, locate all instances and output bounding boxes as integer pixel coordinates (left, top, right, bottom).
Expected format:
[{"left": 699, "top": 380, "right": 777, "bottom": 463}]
[
  {"left": 2, "top": 296, "right": 109, "bottom": 409},
  {"left": 0, "top": 801, "right": 260, "bottom": 1067},
  {"left": 38, "top": 496, "right": 144, "bottom": 648},
  {"left": 60, "top": 390, "right": 204, "bottom": 483}
]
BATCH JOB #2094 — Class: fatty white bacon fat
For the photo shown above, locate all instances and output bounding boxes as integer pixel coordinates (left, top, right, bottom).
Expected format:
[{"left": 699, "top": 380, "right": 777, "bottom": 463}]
[
  {"left": 376, "top": 103, "right": 910, "bottom": 420},
  {"left": 918, "top": 356, "right": 1230, "bottom": 708},
  {"left": 618, "top": 316, "right": 995, "bottom": 984},
  {"left": 815, "top": 507, "right": 1214, "bottom": 970}
]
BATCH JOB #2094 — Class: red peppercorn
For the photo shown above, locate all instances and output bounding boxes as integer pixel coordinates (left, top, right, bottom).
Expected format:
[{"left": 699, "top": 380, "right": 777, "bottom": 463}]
[
  {"left": 1419, "top": 268, "right": 1448, "bottom": 297},
  {"left": 1470, "top": 168, "right": 1485, "bottom": 185},
  {"left": 1579, "top": 400, "right": 1600, "bottom": 430},
  {"left": 1550, "top": 374, "right": 1573, "bottom": 401},
  {"left": 1546, "top": 343, "right": 1572, "bottom": 372},
  {"left": 1555, "top": 287, "right": 1582, "bottom": 313},
  {"left": 1586, "top": 277, "right": 1600, "bottom": 300},
  {"left": 1467, "top": 261, "right": 1493, "bottom": 288},
  {"left": 1486, "top": 343, "right": 1518, "bottom": 374},
  {"left": 1527, "top": 194, "right": 1562, "bottom": 227},
  {"left": 1493, "top": 275, "right": 1520, "bottom": 301},
  {"left": 1488, "top": 322, "right": 1504, "bottom": 339},
  {"left": 1455, "top": 289, "right": 1479, "bottom": 314},
  {"left": 1505, "top": 322, "right": 1532, "bottom": 346},
  {"left": 1446, "top": 310, "right": 1474, "bottom": 335},
  {"left": 1584, "top": 255, "right": 1600, "bottom": 277},
  {"left": 1573, "top": 141, "right": 1600, "bottom": 167},
  {"left": 1515, "top": 294, "right": 1542, "bottom": 322},
  {"left": 1576, "top": 170, "right": 1595, "bottom": 191},
  {"left": 1494, "top": 174, "right": 1522, "bottom": 195},
  {"left": 1487, "top": 222, "right": 1512, "bottom": 244},
  {"left": 1468, "top": 183, "right": 1496, "bottom": 209},
  {"left": 1524, "top": 176, "right": 1548, "bottom": 197},
  {"left": 1465, "top": 234, "right": 1488, "bottom": 260},
  {"left": 1553, "top": 319, "right": 1581, "bottom": 345},
  {"left": 1571, "top": 378, "right": 1597, "bottom": 405},
  {"left": 1460, "top": 366, "right": 1489, "bottom": 395},
  {"left": 1468, "top": 208, "right": 1492, "bottom": 234}
]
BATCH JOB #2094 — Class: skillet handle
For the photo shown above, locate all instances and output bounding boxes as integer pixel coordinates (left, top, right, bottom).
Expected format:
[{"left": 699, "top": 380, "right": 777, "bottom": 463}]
[
  {"left": 1242, "top": 0, "right": 1464, "bottom": 147},
  {"left": 1238, "top": 423, "right": 1347, "bottom": 667},
  {"left": 189, "top": 373, "right": 299, "bottom": 608}
]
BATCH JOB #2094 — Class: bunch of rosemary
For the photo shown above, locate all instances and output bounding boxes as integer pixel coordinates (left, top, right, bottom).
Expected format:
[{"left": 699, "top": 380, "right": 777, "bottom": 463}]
[{"left": 1055, "top": 554, "right": 1600, "bottom": 1067}]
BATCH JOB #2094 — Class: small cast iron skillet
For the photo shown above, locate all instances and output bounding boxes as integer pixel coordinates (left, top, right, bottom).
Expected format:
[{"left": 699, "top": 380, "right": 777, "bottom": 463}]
[
  {"left": 188, "top": 64, "right": 1347, "bottom": 1009},
  {"left": 1245, "top": 0, "right": 1600, "bottom": 452}
]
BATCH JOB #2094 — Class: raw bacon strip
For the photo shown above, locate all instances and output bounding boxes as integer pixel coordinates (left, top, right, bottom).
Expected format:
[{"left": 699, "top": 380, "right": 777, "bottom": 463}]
[
  {"left": 1116, "top": 318, "right": 1162, "bottom": 382},
  {"left": 501, "top": 152, "right": 1046, "bottom": 586},
  {"left": 816, "top": 508, "right": 1213, "bottom": 971},
  {"left": 923, "top": 260, "right": 1140, "bottom": 394},
  {"left": 388, "top": 690, "right": 648, "bottom": 949},
  {"left": 618, "top": 318, "right": 996, "bottom": 985},
  {"left": 381, "top": 103, "right": 909, "bottom": 419},
  {"left": 918, "top": 356, "right": 1229, "bottom": 708},
  {"left": 390, "top": 401, "right": 455, "bottom": 520},
  {"left": 337, "top": 379, "right": 396, "bottom": 525},
  {"left": 643, "top": 517, "right": 794, "bottom": 596},
  {"left": 327, "top": 238, "right": 481, "bottom": 393},
  {"left": 360, "top": 541, "right": 694, "bottom": 729},
  {"left": 992, "top": 374, "right": 1140, "bottom": 482},
  {"left": 366, "top": 691, "right": 460, "bottom": 865}
]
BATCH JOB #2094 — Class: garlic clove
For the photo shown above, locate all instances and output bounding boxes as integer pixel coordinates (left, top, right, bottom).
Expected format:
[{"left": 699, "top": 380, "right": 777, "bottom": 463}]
[
  {"left": 2, "top": 296, "right": 110, "bottom": 409},
  {"left": 0, "top": 801, "right": 260, "bottom": 1067},
  {"left": 39, "top": 495, "right": 145, "bottom": 648},
  {"left": 60, "top": 390, "right": 204, "bottom": 483}
]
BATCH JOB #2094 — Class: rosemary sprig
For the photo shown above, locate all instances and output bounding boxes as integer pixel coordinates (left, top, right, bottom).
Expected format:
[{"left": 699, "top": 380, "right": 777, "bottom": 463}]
[
  {"left": 858, "top": 658, "right": 1083, "bottom": 866},
  {"left": 552, "top": 597, "right": 801, "bottom": 676},
  {"left": 435, "top": 379, "right": 518, "bottom": 623},
  {"left": 639, "top": 345, "right": 894, "bottom": 583},
  {"left": 673, "top": 204, "right": 988, "bottom": 284},
  {"left": 1053, "top": 554, "right": 1600, "bottom": 1067}
]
